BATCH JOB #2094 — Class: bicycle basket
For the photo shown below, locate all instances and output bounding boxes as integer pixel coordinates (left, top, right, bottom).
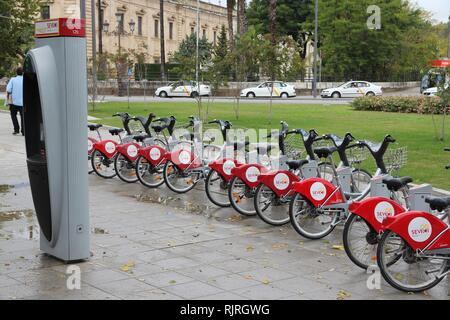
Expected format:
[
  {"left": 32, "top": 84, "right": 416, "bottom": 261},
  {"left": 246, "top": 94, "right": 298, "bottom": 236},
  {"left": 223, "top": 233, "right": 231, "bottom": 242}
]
[
  {"left": 283, "top": 133, "right": 303, "bottom": 159},
  {"left": 384, "top": 146, "right": 408, "bottom": 173},
  {"left": 347, "top": 146, "right": 370, "bottom": 165},
  {"left": 129, "top": 120, "right": 145, "bottom": 135}
]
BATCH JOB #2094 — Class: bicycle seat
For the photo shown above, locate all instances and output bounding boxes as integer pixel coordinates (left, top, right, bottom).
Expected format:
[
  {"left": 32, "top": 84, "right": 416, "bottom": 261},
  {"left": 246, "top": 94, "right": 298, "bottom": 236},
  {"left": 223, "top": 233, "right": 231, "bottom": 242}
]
[
  {"left": 313, "top": 146, "right": 337, "bottom": 158},
  {"left": 88, "top": 124, "right": 102, "bottom": 131},
  {"left": 151, "top": 124, "right": 168, "bottom": 133},
  {"left": 382, "top": 176, "right": 412, "bottom": 191},
  {"left": 132, "top": 134, "right": 150, "bottom": 142},
  {"left": 425, "top": 196, "right": 450, "bottom": 212},
  {"left": 109, "top": 128, "right": 124, "bottom": 136},
  {"left": 286, "top": 159, "right": 309, "bottom": 170}
]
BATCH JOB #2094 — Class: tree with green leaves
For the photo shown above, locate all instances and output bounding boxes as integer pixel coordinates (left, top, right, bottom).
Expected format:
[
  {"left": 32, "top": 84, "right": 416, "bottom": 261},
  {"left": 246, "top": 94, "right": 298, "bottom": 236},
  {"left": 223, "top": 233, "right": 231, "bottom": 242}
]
[
  {"left": 169, "top": 33, "right": 212, "bottom": 80},
  {"left": 205, "top": 25, "right": 230, "bottom": 90},
  {"left": 0, "top": 0, "right": 40, "bottom": 77},
  {"left": 312, "top": 0, "right": 441, "bottom": 81},
  {"left": 247, "top": 0, "right": 312, "bottom": 58}
]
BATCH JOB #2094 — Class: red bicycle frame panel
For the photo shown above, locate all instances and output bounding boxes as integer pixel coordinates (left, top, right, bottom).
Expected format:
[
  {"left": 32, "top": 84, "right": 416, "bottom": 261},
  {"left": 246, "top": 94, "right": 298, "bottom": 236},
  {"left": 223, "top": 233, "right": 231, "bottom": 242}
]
[
  {"left": 139, "top": 145, "right": 167, "bottom": 167},
  {"left": 291, "top": 177, "right": 345, "bottom": 207},
  {"left": 349, "top": 197, "right": 406, "bottom": 232},
  {"left": 257, "top": 170, "right": 300, "bottom": 198},
  {"left": 230, "top": 164, "right": 268, "bottom": 189},
  {"left": 165, "top": 148, "right": 202, "bottom": 171},
  {"left": 92, "top": 140, "right": 118, "bottom": 159},
  {"left": 209, "top": 158, "right": 244, "bottom": 182},
  {"left": 381, "top": 211, "right": 450, "bottom": 251},
  {"left": 116, "top": 142, "right": 141, "bottom": 162}
]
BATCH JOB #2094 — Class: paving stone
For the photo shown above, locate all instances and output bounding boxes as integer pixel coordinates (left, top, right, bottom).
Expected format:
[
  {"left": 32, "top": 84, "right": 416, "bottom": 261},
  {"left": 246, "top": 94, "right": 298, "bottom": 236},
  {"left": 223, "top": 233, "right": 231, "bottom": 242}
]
[
  {"left": 163, "top": 281, "right": 224, "bottom": 299},
  {"left": 233, "top": 284, "right": 293, "bottom": 300}
]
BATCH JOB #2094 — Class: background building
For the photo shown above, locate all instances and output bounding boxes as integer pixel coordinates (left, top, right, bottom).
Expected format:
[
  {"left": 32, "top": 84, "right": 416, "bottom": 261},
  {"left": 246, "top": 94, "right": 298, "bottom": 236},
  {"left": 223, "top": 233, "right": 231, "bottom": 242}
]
[{"left": 39, "top": 0, "right": 234, "bottom": 63}]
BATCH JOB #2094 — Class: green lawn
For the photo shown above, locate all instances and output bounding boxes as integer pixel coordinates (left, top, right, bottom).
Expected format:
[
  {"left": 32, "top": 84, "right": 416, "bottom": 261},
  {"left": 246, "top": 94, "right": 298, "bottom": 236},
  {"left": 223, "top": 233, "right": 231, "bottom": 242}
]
[
  {"left": 88, "top": 101, "right": 450, "bottom": 190},
  {"left": 2, "top": 99, "right": 449, "bottom": 189}
]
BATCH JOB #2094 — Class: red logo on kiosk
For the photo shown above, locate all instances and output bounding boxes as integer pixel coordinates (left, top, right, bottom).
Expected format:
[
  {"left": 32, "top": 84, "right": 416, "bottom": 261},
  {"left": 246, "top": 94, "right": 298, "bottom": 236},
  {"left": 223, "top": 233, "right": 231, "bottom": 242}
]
[{"left": 35, "top": 18, "right": 86, "bottom": 38}]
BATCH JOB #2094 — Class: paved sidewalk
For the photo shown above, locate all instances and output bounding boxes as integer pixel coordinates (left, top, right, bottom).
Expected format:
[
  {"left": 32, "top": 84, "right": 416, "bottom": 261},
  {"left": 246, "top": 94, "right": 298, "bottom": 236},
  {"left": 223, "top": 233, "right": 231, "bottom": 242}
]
[{"left": 0, "top": 112, "right": 448, "bottom": 300}]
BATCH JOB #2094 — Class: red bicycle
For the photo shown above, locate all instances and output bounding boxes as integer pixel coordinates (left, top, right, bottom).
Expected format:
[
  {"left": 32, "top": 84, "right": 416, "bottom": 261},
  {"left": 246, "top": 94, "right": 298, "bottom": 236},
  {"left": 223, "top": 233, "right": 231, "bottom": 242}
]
[{"left": 375, "top": 148, "right": 450, "bottom": 292}]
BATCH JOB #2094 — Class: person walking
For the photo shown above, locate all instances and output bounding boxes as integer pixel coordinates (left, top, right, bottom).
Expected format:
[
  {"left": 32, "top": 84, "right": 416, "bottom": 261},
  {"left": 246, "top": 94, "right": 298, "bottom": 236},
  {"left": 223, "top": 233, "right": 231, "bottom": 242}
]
[{"left": 6, "top": 67, "right": 24, "bottom": 135}]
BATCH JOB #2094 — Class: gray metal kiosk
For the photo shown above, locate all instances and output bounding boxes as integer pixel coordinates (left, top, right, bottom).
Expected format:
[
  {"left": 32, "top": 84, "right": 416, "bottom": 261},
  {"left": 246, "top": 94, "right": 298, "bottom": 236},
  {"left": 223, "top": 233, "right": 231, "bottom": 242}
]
[{"left": 23, "top": 18, "right": 90, "bottom": 262}]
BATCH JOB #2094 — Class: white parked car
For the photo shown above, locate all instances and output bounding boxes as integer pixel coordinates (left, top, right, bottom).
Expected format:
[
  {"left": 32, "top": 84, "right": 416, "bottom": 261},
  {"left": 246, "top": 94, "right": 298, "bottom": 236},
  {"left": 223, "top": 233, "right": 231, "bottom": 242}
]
[
  {"left": 155, "top": 81, "right": 211, "bottom": 98},
  {"left": 422, "top": 87, "right": 438, "bottom": 96},
  {"left": 241, "top": 81, "right": 296, "bottom": 98},
  {"left": 321, "top": 81, "right": 382, "bottom": 98}
]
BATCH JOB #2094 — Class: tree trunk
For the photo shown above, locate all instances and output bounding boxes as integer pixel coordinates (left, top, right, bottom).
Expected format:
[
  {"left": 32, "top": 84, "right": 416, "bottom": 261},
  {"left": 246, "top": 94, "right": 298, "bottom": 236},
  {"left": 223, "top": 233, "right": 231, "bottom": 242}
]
[
  {"left": 227, "top": 0, "right": 235, "bottom": 49},
  {"left": 238, "top": 0, "right": 247, "bottom": 34},
  {"left": 269, "top": 0, "right": 277, "bottom": 45},
  {"left": 160, "top": 0, "right": 166, "bottom": 81},
  {"left": 268, "top": 0, "right": 277, "bottom": 81}
]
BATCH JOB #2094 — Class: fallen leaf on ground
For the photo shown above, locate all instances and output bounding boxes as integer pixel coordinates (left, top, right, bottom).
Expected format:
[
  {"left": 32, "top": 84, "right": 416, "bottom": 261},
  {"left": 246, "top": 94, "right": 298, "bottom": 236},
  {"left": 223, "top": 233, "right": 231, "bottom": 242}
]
[
  {"left": 120, "top": 261, "right": 135, "bottom": 273},
  {"left": 336, "top": 290, "right": 352, "bottom": 300},
  {"left": 246, "top": 245, "right": 254, "bottom": 252},
  {"left": 94, "top": 227, "right": 109, "bottom": 234},
  {"left": 244, "top": 275, "right": 254, "bottom": 280},
  {"left": 169, "top": 280, "right": 177, "bottom": 285},
  {"left": 261, "top": 278, "right": 270, "bottom": 285},
  {"left": 272, "top": 243, "right": 288, "bottom": 249},
  {"left": 332, "top": 245, "right": 345, "bottom": 251}
]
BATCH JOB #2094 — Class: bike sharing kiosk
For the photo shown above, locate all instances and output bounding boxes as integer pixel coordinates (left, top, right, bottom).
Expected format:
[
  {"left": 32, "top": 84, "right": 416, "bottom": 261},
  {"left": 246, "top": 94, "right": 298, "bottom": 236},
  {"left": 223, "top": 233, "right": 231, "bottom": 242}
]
[{"left": 23, "top": 18, "right": 90, "bottom": 261}]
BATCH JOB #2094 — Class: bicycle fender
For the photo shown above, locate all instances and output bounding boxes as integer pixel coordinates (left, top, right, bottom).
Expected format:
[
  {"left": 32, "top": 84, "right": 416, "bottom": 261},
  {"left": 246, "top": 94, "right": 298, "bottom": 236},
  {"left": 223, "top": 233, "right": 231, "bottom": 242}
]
[
  {"left": 88, "top": 137, "right": 97, "bottom": 155},
  {"left": 382, "top": 211, "right": 450, "bottom": 251},
  {"left": 292, "top": 177, "right": 345, "bottom": 207},
  {"left": 93, "top": 140, "right": 118, "bottom": 159},
  {"left": 139, "top": 145, "right": 167, "bottom": 166},
  {"left": 208, "top": 158, "right": 243, "bottom": 182},
  {"left": 116, "top": 142, "right": 141, "bottom": 162},
  {"left": 165, "top": 149, "right": 202, "bottom": 171},
  {"left": 257, "top": 169, "right": 300, "bottom": 198},
  {"left": 230, "top": 163, "right": 268, "bottom": 189},
  {"left": 348, "top": 197, "right": 406, "bottom": 233}
]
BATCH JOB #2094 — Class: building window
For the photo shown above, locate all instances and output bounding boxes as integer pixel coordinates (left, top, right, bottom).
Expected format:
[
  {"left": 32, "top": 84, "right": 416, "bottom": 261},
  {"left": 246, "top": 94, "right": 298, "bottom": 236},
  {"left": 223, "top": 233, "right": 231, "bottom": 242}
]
[
  {"left": 202, "top": 29, "right": 206, "bottom": 39},
  {"left": 169, "top": 22, "right": 173, "bottom": 40},
  {"left": 138, "top": 16, "right": 143, "bottom": 36},
  {"left": 154, "top": 58, "right": 160, "bottom": 63},
  {"left": 213, "top": 31, "right": 217, "bottom": 46},
  {"left": 154, "top": 19, "right": 159, "bottom": 37},
  {"left": 116, "top": 13, "right": 124, "bottom": 31},
  {"left": 41, "top": 6, "right": 50, "bottom": 19},
  {"left": 191, "top": 27, "right": 195, "bottom": 34}
]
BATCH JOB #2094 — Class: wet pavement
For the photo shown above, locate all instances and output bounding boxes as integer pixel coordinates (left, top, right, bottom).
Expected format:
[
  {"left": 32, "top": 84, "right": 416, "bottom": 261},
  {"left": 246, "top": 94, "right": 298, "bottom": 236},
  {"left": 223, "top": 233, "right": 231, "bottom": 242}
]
[{"left": 0, "top": 112, "right": 449, "bottom": 300}]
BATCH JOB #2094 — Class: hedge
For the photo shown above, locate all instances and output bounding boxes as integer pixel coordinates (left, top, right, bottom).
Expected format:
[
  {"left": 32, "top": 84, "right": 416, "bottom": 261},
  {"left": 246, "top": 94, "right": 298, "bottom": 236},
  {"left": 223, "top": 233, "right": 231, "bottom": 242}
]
[{"left": 351, "top": 96, "right": 449, "bottom": 114}]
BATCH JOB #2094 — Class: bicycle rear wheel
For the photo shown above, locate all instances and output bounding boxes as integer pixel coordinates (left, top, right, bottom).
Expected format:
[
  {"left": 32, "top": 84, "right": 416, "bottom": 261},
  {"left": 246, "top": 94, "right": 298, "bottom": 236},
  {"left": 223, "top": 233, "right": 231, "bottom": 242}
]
[
  {"left": 135, "top": 156, "right": 165, "bottom": 188},
  {"left": 343, "top": 213, "right": 379, "bottom": 269},
  {"left": 228, "top": 176, "right": 257, "bottom": 216},
  {"left": 91, "top": 149, "right": 116, "bottom": 179},
  {"left": 351, "top": 168, "right": 372, "bottom": 193},
  {"left": 254, "top": 184, "right": 290, "bottom": 226},
  {"left": 205, "top": 169, "right": 230, "bottom": 207},
  {"left": 377, "top": 230, "right": 448, "bottom": 292},
  {"left": 163, "top": 160, "right": 200, "bottom": 193},
  {"left": 289, "top": 193, "right": 338, "bottom": 239},
  {"left": 114, "top": 154, "right": 138, "bottom": 183}
]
